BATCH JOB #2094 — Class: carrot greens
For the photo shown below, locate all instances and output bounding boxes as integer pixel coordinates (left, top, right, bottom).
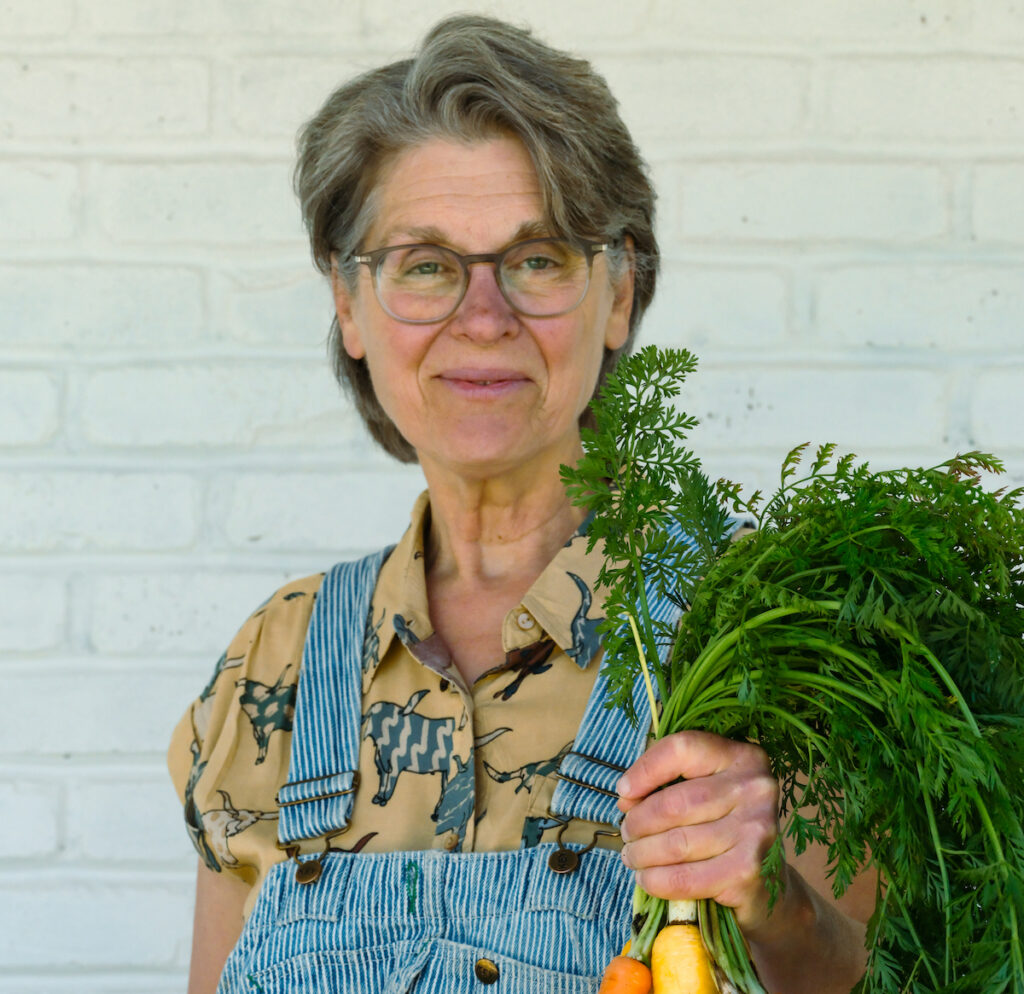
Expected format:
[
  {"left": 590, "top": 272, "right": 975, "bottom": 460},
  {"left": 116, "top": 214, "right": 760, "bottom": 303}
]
[{"left": 562, "top": 345, "right": 1024, "bottom": 994}]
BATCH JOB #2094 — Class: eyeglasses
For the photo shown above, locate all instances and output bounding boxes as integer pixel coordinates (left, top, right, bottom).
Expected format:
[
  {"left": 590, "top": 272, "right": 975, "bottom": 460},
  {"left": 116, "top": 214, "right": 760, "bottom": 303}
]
[{"left": 352, "top": 237, "right": 608, "bottom": 324}]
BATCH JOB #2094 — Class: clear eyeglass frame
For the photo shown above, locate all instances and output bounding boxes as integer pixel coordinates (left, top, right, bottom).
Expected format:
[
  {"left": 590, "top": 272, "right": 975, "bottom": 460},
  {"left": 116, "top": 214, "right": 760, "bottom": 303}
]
[{"left": 351, "top": 237, "right": 609, "bottom": 324}]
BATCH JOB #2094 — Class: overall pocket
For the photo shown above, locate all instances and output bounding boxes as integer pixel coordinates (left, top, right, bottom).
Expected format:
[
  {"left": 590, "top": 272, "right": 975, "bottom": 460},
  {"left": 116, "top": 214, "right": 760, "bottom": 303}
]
[{"left": 245, "top": 937, "right": 601, "bottom": 994}]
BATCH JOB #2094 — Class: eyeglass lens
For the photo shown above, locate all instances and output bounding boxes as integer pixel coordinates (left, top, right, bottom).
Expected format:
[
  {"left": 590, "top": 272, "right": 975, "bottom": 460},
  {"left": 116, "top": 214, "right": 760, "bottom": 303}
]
[{"left": 373, "top": 239, "right": 592, "bottom": 322}]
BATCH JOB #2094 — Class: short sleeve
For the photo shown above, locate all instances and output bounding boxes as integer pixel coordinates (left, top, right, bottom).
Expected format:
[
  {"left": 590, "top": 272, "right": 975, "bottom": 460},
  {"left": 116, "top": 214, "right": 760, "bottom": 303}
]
[{"left": 167, "top": 573, "right": 323, "bottom": 884}]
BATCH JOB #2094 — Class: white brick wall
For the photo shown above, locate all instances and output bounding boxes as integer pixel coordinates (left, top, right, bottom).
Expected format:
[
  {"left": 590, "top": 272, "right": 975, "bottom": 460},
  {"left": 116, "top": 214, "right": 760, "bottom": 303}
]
[
  {"left": 0, "top": 265, "right": 206, "bottom": 346},
  {"left": 679, "top": 164, "right": 949, "bottom": 242},
  {"left": 1, "top": 2, "right": 1022, "bottom": 988},
  {"left": 0, "top": 162, "right": 79, "bottom": 241},
  {"left": 0, "top": 58, "right": 210, "bottom": 139},
  {"left": 974, "top": 165, "right": 1024, "bottom": 242},
  {"left": 0, "top": 473, "right": 199, "bottom": 550}
]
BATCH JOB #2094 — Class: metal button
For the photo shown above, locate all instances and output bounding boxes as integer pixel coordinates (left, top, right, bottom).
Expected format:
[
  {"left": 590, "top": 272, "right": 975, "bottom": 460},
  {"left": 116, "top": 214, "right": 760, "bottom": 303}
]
[
  {"left": 547, "top": 848, "right": 579, "bottom": 874},
  {"left": 516, "top": 611, "right": 534, "bottom": 631},
  {"left": 442, "top": 831, "right": 459, "bottom": 851},
  {"left": 294, "top": 858, "right": 322, "bottom": 885},
  {"left": 474, "top": 958, "right": 499, "bottom": 984}
]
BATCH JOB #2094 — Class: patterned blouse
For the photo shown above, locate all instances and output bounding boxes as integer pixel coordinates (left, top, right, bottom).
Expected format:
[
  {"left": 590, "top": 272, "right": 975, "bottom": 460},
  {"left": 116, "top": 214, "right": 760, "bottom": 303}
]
[{"left": 168, "top": 491, "right": 620, "bottom": 918}]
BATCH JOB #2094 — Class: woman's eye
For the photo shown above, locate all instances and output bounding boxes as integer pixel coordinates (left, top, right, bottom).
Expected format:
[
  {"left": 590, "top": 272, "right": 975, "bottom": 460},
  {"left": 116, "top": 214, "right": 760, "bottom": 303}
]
[
  {"left": 509, "top": 252, "right": 562, "bottom": 273},
  {"left": 505, "top": 241, "right": 573, "bottom": 275},
  {"left": 407, "top": 260, "right": 442, "bottom": 276},
  {"left": 393, "top": 249, "right": 454, "bottom": 279}
]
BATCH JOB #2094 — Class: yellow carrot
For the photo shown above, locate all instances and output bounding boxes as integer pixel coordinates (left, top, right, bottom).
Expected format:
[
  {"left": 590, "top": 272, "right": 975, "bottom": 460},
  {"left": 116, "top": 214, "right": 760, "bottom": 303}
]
[{"left": 650, "top": 901, "right": 719, "bottom": 994}]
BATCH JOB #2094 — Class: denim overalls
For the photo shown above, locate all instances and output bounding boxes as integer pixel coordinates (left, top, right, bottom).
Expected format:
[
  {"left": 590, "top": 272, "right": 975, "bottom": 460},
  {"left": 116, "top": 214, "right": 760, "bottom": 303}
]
[{"left": 217, "top": 545, "right": 681, "bottom": 993}]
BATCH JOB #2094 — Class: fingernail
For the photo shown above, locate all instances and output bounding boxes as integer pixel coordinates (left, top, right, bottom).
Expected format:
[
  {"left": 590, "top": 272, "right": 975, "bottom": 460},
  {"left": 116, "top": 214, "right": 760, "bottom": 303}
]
[
  {"left": 619, "top": 821, "right": 631, "bottom": 844},
  {"left": 620, "top": 844, "right": 633, "bottom": 868},
  {"left": 617, "top": 773, "right": 632, "bottom": 796}
]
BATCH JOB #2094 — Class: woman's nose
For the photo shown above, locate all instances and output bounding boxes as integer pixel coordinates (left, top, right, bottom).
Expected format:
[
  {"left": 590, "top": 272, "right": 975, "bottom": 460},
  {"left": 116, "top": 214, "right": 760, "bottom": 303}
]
[{"left": 450, "top": 262, "right": 517, "bottom": 340}]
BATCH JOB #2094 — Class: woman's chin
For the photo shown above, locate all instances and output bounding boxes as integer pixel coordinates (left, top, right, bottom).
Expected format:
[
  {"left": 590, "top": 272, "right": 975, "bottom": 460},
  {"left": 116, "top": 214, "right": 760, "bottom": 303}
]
[
  {"left": 420, "top": 445, "right": 529, "bottom": 481},
  {"left": 415, "top": 431, "right": 573, "bottom": 484}
]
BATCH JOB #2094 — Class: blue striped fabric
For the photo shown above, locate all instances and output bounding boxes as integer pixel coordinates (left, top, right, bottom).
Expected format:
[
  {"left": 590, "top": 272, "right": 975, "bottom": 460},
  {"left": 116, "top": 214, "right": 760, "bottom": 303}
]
[
  {"left": 221, "top": 527, "right": 699, "bottom": 992},
  {"left": 549, "top": 527, "right": 690, "bottom": 828},
  {"left": 549, "top": 591, "right": 681, "bottom": 828},
  {"left": 219, "top": 845, "right": 635, "bottom": 993},
  {"left": 277, "top": 547, "right": 391, "bottom": 844}
]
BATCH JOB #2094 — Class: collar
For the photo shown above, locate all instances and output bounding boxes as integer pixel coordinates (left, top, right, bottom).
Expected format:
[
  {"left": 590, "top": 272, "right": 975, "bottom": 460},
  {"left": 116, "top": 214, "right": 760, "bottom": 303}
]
[
  {"left": 517, "top": 510, "right": 604, "bottom": 669},
  {"left": 363, "top": 493, "right": 606, "bottom": 692}
]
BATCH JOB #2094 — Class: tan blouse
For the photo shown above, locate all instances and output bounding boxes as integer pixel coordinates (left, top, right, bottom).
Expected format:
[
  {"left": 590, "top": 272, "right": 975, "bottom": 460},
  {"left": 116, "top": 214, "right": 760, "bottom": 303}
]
[{"left": 168, "top": 492, "right": 620, "bottom": 918}]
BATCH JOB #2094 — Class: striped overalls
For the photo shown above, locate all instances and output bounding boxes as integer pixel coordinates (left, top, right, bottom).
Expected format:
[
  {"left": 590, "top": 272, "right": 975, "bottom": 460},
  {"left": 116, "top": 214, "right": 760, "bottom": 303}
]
[{"left": 217, "top": 546, "right": 680, "bottom": 993}]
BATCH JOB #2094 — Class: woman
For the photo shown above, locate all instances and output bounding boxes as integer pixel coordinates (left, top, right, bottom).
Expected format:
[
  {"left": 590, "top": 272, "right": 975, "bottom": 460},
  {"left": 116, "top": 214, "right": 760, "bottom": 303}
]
[{"left": 170, "top": 15, "right": 874, "bottom": 993}]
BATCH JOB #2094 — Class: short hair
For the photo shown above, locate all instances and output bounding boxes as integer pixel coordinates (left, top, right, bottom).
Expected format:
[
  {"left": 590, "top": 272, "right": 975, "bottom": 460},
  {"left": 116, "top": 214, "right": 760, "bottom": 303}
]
[{"left": 295, "top": 14, "right": 658, "bottom": 462}]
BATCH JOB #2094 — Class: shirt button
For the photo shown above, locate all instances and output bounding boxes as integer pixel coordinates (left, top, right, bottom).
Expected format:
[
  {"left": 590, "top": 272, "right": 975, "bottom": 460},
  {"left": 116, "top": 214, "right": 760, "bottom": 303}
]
[
  {"left": 516, "top": 611, "right": 535, "bottom": 631},
  {"left": 474, "top": 958, "right": 500, "bottom": 984},
  {"left": 442, "top": 831, "right": 459, "bottom": 851}
]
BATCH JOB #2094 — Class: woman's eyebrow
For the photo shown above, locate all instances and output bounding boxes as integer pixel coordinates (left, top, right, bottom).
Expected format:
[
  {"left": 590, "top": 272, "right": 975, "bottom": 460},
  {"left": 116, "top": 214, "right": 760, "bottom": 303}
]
[{"left": 507, "top": 220, "right": 552, "bottom": 243}]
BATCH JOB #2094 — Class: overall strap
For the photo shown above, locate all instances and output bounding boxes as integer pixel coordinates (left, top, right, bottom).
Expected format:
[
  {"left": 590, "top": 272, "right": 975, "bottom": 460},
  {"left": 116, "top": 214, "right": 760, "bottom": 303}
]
[
  {"left": 277, "top": 546, "right": 391, "bottom": 845},
  {"left": 549, "top": 528, "right": 692, "bottom": 828}
]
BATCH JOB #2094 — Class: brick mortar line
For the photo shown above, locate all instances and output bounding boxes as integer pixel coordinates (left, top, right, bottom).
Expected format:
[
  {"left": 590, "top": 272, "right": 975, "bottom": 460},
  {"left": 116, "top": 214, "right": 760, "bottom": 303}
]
[
  {"left": 0, "top": 968, "right": 187, "bottom": 979},
  {"left": 1, "top": 449, "right": 1012, "bottom": 477},
  {"left": 4, "top": 38, "right": 1024, "bottom": 56},
  {"left": 6, "top": 48, "right": 1023, "bottom": 68},
  {"left": 0, "top": 657, "right": 217, "bottom": 671},
  {"left": 0, "top": 148, "right": 296, "bottom": 163},
  {"left": 0, "top": 861, "right": 192, "bottom": 877},
  {"left": 7, "top": 249, "right": 1024, "bottom": 264},
  {"left": 3, "top": 251, "right": 1023, "bottom": 271},
  {"left": 0, "top": 451, "right": 394, "bottom": 468},
  {"left": 2, "top": 347, "right": 1019, "bottom": 367},
  {"left": 0, "top": 855, "right": 194, "bottom": 870},
  {"left": 6, "top": 144, "right": 1024, "bottom": 161},
  {"left": 0, "top": 757, "right": 173, "bottom": 772},
  {"left": 6, "top": 250, "right": 1024, "bottom": 270},
  {"left": 0, "top": 554, "right": 427, "bottom": 570}
]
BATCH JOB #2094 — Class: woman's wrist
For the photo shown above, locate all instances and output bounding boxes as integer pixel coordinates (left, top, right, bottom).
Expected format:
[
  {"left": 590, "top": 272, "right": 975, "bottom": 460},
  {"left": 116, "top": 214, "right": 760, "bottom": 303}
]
[{"left": 742, "top": 864, "right": 868, "bottom": 994}]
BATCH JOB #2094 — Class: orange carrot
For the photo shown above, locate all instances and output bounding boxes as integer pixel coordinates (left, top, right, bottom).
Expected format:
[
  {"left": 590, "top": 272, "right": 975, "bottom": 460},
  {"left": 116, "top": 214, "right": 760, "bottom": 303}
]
[{"left": 598, "top": 954, "right": 653, "bottom": 994}]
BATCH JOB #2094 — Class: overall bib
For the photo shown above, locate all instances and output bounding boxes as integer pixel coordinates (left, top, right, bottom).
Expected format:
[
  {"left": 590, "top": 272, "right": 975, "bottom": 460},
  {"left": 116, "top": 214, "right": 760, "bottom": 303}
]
[{"left": 217, "top": 546, "right": 682, "bottom": 993}]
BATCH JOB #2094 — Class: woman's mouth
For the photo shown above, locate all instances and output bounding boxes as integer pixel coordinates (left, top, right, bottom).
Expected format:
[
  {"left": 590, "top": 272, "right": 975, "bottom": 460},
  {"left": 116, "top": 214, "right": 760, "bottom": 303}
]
[{"left": 439, "top": 369, "right": 529, "bottom": 393}]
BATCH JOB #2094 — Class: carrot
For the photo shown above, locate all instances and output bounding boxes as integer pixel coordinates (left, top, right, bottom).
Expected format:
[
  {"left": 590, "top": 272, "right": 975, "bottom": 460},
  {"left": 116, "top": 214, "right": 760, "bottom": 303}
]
[
  {"left": 597, "top": 954, "right": 653, "bottom": 994},
  {"left": 649, "top": 902, "right": 718, "bottom": 994}
]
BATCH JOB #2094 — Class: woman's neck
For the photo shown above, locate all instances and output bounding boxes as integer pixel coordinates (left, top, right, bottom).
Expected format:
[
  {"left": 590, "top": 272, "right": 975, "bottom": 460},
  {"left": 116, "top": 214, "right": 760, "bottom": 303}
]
[{"left": 420, "top": 458, "right": 585, "bottom": 589}]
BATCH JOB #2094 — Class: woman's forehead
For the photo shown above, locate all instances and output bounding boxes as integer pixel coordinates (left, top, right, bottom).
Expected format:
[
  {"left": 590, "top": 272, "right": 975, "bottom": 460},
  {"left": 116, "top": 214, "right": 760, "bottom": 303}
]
[{"left": 366, "top": 135, "right": 548, "bottom": 250}]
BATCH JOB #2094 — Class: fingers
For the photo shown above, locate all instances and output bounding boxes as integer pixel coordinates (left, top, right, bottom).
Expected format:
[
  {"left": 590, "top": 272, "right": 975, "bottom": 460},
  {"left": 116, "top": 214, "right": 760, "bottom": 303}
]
[
  {"left": 617, "top": 732, "right": 775, "bottom": 835},
  {"left": 621, "top": 817, "right": 736, "bottom": 871},
  {"left": 616, "top": 730, "right": 764, "bottom": 804},
  {"left": 614, "top": 731, "right": 781, "bottom": 923},
  {"left": 620, "top": 768, "right": 777, "bottom": 847},
  {"left": 625, "top": 833, "right": 769, "bottom": 910},
  {"left": 619, "top": 773, "right": 732, "bottom": 840}
]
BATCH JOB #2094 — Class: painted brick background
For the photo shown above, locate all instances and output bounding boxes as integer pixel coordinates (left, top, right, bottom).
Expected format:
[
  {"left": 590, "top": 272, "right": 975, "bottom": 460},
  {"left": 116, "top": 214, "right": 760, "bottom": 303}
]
[{"left": 1, "top": 1, "right": 1022, "bottom": 988}]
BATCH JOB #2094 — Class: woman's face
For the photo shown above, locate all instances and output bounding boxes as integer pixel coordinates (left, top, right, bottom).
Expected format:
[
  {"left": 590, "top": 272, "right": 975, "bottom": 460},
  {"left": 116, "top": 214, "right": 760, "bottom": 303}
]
[{"left": 332, "top": 135, "right": 633, "bottom": 483}]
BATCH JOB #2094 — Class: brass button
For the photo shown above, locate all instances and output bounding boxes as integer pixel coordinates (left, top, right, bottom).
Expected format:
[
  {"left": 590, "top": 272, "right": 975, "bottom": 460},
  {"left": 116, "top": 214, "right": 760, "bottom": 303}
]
[
  {"left": 547, "top": 848, "right": 579, "bottom": 874},
  {"left": 474, "top": 958, "right": 499, "bottom": 984},
  {"left": 294, "top": 858, "right": 322, "bottom": 885}
]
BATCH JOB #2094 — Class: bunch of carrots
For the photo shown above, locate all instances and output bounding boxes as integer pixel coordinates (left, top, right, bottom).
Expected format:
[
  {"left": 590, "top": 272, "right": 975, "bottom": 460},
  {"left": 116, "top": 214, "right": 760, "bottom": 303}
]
[
  {"left": 599, "top": 901, "right": 717, "bottom": 993},
  {"left": 565, "top": 346, "right": 1024, "bottom": 994}
]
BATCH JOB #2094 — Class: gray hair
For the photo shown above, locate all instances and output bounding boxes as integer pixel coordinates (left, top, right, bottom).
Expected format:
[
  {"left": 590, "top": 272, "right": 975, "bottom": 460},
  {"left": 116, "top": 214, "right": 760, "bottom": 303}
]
[{"left": 295, "top": 14, "right": 658, "bottom": 462}]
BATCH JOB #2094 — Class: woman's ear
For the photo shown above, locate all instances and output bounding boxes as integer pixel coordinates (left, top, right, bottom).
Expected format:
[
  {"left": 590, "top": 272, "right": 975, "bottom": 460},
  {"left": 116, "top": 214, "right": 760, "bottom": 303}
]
[
  {"left": 604, "top": 236, "right": 635, "bottom": 351},
  {"left": 331, "top": 257, "right": 366, "bottom": 360}
]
